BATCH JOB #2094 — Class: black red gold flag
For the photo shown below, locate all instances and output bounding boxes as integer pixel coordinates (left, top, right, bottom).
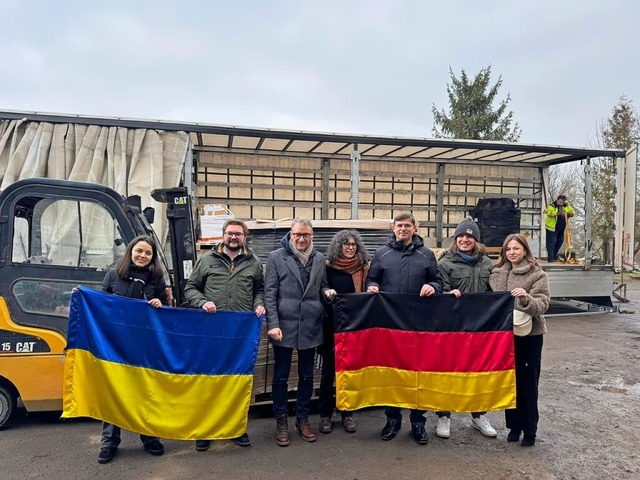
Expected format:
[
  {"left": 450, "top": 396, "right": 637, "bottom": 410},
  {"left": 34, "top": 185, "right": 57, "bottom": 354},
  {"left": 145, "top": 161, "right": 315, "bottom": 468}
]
[{"left": 333, "top": 292, "right": 516, "bottom": 412}]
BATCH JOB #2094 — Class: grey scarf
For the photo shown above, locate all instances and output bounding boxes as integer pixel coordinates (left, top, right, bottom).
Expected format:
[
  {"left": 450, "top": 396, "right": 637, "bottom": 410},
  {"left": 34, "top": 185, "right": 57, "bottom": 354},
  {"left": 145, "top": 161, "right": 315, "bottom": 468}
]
[{"left": 289, "top": 238, "right": 314, "bottom": 266}]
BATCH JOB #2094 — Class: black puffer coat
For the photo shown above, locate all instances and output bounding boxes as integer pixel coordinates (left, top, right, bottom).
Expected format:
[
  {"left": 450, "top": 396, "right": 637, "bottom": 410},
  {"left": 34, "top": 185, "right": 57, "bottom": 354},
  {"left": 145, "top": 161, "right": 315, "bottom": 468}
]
[
  {"left": 366, "top": 234, "right": 442, "bottom": 294},
  {"left": 101, "top": 266, "right": 168, "bottom": 304}
]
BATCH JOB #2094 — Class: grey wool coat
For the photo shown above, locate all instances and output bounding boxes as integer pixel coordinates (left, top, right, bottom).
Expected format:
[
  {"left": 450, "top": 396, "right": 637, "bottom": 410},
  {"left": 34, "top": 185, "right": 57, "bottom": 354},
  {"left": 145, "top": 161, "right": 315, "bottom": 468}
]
[
  {"left": 264, "top": 234, "right": 329, "bottom": 349},
  {"left": 489, "top": 261, "right": 550, "bottom": 336}
]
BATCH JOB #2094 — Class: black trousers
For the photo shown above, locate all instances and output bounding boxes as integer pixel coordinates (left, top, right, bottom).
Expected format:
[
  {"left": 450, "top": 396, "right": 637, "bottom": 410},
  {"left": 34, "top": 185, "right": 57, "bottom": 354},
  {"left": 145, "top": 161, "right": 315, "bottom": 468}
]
[{"left": 506, "top": 334, "right": 543, "bottom": 438}]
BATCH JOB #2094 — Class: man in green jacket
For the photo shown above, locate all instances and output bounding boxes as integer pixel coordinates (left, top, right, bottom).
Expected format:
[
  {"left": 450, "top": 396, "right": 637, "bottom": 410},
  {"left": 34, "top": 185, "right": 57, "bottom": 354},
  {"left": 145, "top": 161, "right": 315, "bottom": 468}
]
[
  {"left": 545, "top": 195, "right": 575, "bottom": 262},
  {"left": 184, "top": 219, "right": 265, "bottom": 450}
]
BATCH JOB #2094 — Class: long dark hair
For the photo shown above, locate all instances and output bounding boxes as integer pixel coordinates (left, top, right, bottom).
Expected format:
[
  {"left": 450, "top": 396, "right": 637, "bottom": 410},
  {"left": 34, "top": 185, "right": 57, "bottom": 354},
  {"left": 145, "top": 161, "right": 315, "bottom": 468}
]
[
  {"left": 326, "top": 229, "right": 370, "bottom": 264},
  {"left": 115, "top": 235, "right": 164, "bottom": 281},
  {"left": 495, "top": 233, "right": 540, "bottom": 269}
]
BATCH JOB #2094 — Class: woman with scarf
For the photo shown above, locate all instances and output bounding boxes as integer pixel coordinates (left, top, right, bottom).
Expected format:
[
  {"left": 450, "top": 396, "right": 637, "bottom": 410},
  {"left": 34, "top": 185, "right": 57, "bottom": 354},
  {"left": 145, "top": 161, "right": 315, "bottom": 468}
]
[
  {"left": 435, "top": 216, "right": 498, "bottom": 440},
  {"left": 318, "top": 229, "right": 370, "bottom": 434},
  {"left": 97, "top": 235, "right": 168, "bottom": 464},
  {"left": 490, "top": 233, "right": 550, "bottom": 447}
]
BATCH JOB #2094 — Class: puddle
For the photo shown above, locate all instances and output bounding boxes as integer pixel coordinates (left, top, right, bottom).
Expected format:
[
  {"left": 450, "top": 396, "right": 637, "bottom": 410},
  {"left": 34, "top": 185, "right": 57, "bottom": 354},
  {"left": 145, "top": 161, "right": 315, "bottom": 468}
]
[{"left": 567, "top": 378, "right": 640, "bottom": 395}]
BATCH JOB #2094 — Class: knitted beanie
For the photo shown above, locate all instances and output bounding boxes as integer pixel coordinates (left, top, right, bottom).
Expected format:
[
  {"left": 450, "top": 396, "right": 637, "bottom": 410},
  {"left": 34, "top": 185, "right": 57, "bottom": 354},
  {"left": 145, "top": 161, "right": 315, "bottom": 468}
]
[{"left": 454, "top": 216, "right": 480, "bottom": 241}]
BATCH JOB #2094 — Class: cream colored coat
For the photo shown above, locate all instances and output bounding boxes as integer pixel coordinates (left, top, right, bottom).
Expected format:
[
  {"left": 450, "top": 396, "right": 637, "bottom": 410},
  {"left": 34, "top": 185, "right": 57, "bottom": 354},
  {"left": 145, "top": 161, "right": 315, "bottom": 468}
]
[{"left": 489, "top": 262, "right": 550, "bottom": 336}]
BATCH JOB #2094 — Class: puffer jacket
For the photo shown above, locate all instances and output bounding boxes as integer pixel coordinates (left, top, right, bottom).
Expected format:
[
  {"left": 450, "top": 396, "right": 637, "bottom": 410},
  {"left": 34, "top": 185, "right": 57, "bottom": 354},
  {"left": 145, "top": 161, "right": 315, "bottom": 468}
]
[
  {"left": 366, "top": 234, "right": 442, "bottom": 294},
  {"left": 264, "top": 233, "right": 329, "bottom": 349},
  {"left": 183, "top": 243, "right": 264, "bottom": 311},
  {"left": 101, "top": 267, "right": 168, "bottom": 304},
  {"left": 438, "top": 251, "right": 493, "bottom": 294},
  {"left": 489, "top": 262, "right": 550, "bottom": 336}
]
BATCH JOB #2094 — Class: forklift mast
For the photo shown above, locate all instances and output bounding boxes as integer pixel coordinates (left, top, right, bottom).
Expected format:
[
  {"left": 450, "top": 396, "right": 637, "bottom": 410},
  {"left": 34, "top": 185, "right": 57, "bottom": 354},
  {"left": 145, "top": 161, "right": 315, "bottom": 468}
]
[{"left": 151, "top": 187, "right": 198, "bottom": 307}]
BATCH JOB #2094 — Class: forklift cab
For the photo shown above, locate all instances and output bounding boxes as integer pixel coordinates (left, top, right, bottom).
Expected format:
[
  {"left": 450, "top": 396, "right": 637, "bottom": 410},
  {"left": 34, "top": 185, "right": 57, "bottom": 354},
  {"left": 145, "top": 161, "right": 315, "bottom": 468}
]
[
  {"left": 0, "top": 178, "right": 149, "bottom": 425},
  {"left": 0, "top": 179, "right": 147, "bottom": 336}
]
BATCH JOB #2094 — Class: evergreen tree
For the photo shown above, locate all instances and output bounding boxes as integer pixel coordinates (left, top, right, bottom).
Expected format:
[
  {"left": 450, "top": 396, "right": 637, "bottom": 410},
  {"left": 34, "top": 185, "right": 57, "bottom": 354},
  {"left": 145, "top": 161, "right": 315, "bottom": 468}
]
[
  {"left": 432, "top": 66, "right": 521, "bottom": 141},
  {"left": 592, "top": 95, "right": 640, "bottom": 263}
]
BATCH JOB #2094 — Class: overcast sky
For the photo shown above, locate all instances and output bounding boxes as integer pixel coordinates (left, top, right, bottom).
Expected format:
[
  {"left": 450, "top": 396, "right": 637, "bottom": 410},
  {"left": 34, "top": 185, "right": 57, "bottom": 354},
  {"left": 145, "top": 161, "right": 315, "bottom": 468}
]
[{"left": 1, "top": 1, "right": 638, "bottom": 147}]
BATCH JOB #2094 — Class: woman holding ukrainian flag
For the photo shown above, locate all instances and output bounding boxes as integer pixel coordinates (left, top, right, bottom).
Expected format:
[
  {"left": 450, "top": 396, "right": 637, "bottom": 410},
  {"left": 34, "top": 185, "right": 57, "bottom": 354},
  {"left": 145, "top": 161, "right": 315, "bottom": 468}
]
[{"left": 97, "top": 235, "right": 168, "bottom": 464}]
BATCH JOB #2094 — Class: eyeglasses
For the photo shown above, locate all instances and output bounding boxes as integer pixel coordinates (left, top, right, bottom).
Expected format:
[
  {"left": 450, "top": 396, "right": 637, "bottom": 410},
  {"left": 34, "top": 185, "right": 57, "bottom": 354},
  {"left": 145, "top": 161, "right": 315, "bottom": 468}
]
[
  {"left": 224, "top": 232, "right": 245, "bottom": 238},
  {"left": 291, "top": 232, "right": 311, "bottom": 239},
  {"left": 343, "top": 242, "right": 357, "bottom": 249}
]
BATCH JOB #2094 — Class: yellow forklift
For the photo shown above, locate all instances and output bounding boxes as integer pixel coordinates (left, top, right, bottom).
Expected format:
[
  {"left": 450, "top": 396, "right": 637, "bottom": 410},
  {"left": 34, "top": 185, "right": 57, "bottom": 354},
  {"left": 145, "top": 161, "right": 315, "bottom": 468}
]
[{"left": 0, "top": 178, "right": 196, "bottom": 428}]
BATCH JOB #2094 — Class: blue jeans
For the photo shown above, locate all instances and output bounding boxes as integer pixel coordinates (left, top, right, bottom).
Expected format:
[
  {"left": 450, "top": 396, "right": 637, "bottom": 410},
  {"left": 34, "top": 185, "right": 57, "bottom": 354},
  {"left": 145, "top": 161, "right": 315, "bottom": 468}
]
[{"left": 272, "top": 345, "right": 316, "bottom": 419}]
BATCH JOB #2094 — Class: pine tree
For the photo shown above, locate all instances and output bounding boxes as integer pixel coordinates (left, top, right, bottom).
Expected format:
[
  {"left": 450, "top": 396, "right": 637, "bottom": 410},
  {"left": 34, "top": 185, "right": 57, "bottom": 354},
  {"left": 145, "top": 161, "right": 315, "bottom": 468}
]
[
  {"left": 592, "top": 95, "right": 640, "bottom": 263},
  {"left": 432, "top": 66, "right": 521, "bottom": 141}
]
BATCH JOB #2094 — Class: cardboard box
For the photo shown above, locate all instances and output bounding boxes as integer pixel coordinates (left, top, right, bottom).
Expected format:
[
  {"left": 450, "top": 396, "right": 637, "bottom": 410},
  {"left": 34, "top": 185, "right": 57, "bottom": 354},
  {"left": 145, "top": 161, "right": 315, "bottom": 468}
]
[{"left": 198, "top": 204, "right": 234, "bottom": 242}]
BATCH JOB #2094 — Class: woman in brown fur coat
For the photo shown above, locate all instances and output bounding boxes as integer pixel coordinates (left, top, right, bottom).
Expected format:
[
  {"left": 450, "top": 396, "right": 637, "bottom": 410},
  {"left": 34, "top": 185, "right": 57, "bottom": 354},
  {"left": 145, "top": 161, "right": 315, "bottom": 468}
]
[{"left": 489, "top": 234, "right": 550, "bottom": 447}]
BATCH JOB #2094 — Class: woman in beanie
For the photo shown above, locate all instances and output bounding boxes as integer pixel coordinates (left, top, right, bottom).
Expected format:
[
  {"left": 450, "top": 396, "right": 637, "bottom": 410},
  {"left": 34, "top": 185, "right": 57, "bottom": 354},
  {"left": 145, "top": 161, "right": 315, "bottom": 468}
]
[
  {"left": 489, "top": 234, "right": 549, "bottom": 447},
  {"left": 436, "top": 216, "right": 497, "bottom": 440},
  {"left": 318, "top": 229, "right": 370, "bottom": 434}
]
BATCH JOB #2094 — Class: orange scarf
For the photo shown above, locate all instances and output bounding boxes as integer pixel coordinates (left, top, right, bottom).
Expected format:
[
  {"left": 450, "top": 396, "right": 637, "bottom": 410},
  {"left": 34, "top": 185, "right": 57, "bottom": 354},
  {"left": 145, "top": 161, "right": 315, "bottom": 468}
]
[{"left": 328, "top": 257, "right": 369, "bottom": 293}]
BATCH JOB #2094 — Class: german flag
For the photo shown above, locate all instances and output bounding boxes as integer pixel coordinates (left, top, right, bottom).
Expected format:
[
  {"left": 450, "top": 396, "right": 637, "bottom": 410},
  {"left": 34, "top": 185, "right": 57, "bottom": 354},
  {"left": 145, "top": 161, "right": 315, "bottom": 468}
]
[
  {"left": 333, "top": 292, "right": 515, "bottom": 413},
  {"left": 62, "top": 287, "right": 262, "bottom": 440}
]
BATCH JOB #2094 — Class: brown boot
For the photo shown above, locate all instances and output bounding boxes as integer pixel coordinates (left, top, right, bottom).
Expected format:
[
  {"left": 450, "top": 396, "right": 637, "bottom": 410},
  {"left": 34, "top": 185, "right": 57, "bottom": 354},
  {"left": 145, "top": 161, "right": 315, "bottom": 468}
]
[
  {"left": 275, "top": 414, "right": 290, "bottom": 447},
  {"left": 295, "top": 417, "right": 317, "bottom": 442}
]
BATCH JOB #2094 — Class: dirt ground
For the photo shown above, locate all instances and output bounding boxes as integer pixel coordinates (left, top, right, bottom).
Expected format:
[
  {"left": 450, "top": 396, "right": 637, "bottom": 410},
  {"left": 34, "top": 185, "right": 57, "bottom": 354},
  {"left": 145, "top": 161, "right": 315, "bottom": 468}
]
[{"left": 1, "top": 280, "right": 639, "bottom": 480}]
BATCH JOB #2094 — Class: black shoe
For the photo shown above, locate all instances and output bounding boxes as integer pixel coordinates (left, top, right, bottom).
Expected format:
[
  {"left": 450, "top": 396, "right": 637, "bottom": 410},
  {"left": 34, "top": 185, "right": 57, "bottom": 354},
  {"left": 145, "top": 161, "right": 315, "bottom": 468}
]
[
  {"left": 233, "top": 433, "right": 251, "bottom": 447},
  {"left": 195, "top": 440, "right": 211, "bottom": 451},
  {"left": 97, "top": 446, "right": 117, "bottom": 464},
  {"left": 507, "top": 429, "right": 522, "bottom": 442},
  {"left": 380, "top": 419, "right": 401, "bottom": 441},
  {"left": 411, "top": 423, "right": 429, "bottom": 445},
  {"left": 521, "top": 436, "right": 536, "bottom": 447},
  {"left": 143, "top": 439, "right": 164, "bottom": 456}
]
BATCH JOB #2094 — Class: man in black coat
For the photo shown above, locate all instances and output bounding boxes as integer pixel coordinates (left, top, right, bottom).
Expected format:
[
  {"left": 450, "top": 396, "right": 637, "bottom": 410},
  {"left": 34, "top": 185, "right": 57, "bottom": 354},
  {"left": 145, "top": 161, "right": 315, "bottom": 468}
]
[{"left": 366, "top": 212, "right": 443, "bottom": 445}]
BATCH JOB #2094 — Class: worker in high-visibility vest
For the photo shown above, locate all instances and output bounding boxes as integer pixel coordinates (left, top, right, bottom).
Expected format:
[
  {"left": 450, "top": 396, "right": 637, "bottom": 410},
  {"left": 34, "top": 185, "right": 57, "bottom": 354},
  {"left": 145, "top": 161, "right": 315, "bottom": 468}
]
[{"left": 545, "top": 195, "right": 575, "bottom": 262}]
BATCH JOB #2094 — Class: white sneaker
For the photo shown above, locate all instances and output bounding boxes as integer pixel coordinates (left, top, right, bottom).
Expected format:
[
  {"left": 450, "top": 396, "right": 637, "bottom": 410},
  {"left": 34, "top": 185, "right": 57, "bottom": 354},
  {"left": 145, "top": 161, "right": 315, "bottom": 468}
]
[
  {"left": 471, "top": 415, "right": 497, "bottom": 437},
  {"left": 436, "top": 416, "right": 450, "bottom": 438}
]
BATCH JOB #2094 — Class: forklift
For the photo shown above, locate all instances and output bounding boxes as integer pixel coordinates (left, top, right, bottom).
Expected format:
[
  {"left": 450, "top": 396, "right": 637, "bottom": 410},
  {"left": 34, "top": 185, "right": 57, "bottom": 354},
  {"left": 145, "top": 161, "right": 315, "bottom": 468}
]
[{"left": 0, "top": 178, "right": 197, "bottom": 428}]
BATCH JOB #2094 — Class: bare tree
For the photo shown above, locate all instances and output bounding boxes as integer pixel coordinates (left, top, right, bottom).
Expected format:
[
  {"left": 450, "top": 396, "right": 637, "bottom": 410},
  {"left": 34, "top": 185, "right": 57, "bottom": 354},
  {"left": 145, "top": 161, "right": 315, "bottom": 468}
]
[{"left": 588, "top": 95, "right": 640, "bottom": 263}]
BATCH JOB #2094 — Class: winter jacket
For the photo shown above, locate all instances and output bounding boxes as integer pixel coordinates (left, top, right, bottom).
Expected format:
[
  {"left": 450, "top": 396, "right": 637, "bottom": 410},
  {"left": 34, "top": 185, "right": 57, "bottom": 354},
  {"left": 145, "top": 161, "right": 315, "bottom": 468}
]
[
  {"left": 101, "top": 267, "right": 168, "bottom": 304},
  {"left": 489, "top": 262, "right": 550, "bottom": 336},
  {"left": 264, "top": 233, "right": 329, "bottom": 349},
  {"left": 438, "top": 251, "right": 493, "bottom": 294},
  {"left": 183, "top": 243, "right": 264, "bottom": 312},
  {"left": 545, "top": 202, "right": 575, "bottom": 232},
  {"left": 366, "top": 234, "right": 442, "bottom": 294}
]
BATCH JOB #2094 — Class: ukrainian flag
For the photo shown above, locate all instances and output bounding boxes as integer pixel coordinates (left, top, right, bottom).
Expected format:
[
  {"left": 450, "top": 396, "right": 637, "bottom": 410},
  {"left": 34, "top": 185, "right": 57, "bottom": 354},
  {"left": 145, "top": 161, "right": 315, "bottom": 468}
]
[
  {"left": 333, "top": 292, "right": 516, "bottom": 413},
  {"left": 62, "top": 287, "right": 263, "bottom": 440}
]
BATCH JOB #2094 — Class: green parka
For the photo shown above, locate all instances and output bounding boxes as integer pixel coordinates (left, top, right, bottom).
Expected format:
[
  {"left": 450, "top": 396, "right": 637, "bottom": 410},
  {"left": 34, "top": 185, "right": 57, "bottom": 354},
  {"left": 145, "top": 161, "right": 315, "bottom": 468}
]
[
  {"left": 437, "top": 251, "right": 493, "bottom": 294},
  {"left": 183, "top": 243, "right": 264, "bottom": 311}
]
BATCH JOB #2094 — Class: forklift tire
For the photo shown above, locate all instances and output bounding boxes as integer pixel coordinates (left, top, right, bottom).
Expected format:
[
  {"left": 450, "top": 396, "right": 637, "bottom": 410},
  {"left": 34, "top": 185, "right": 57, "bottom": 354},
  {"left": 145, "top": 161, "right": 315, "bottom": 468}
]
[{"left": 0, "top": 384, "right": 16, "bottom": 429}]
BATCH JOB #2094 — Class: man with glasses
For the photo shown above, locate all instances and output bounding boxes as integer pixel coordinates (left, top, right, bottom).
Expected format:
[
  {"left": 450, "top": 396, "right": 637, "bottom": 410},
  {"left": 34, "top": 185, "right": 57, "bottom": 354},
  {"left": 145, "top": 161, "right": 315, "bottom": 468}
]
[
  {"left": 264, "top": 217, "right": 333, "bottom": 447},
  {"left": 184, "top": 219, "right": 265, "bottom": 450},
  {"left": 366, "top": 212, "right": 442, "bottom": 445}
]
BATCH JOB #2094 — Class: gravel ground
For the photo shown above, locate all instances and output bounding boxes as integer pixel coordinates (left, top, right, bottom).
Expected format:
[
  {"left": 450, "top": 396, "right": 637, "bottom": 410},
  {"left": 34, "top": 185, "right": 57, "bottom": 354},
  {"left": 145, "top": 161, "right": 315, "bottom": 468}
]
[{"left": 1, "top": 281, "right": 639, "bottom": 479}]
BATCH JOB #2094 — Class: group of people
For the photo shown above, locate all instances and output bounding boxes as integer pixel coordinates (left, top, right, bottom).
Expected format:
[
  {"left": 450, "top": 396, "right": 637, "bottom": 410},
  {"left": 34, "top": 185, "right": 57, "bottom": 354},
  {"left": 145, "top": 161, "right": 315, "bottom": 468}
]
[{"left": 95, "top": 210, "right": 550, "bottom": 464}]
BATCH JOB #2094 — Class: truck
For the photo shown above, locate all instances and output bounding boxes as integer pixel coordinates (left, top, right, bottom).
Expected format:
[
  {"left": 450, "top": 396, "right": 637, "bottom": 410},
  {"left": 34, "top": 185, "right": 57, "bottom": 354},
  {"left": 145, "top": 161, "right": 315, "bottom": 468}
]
[{"left": 0, "top": 110, "right": 636, "bottom": 428}]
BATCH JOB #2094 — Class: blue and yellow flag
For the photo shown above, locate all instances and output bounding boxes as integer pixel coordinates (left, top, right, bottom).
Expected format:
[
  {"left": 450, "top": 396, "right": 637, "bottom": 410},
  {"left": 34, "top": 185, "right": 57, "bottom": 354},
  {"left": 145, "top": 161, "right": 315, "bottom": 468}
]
[{"left": 62, "top": 287, "right": 263, "bottom": 440}]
